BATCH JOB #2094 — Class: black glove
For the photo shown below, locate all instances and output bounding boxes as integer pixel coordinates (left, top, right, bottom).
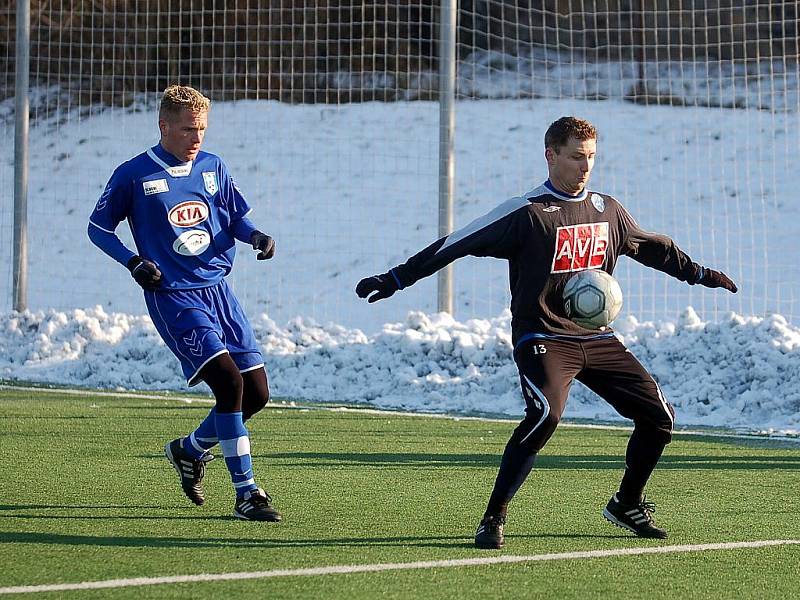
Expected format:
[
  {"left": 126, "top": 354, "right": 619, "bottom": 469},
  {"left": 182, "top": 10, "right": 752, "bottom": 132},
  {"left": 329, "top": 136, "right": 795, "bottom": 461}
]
[
  {"left": 356, "top": 272, "right": 400, "bottom": 303},
  {"left": 695, "top": 266, "right": 738, "bottom": 293},
  {"left": 250, "top": 230, "right": 276, "bottom": 260},
  {"left": 127, "top": 256, "right": 162, "bottom": 291}
]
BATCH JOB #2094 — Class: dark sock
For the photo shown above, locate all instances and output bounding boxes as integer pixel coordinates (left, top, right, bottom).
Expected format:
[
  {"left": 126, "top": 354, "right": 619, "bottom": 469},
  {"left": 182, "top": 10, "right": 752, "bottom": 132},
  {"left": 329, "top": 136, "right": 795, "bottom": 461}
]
[
  {"left": 618, "top": 426, "right": 667, "bottom": 504},
  {"left": 484, "top": 443, "right": 538, "bottom": 518}
]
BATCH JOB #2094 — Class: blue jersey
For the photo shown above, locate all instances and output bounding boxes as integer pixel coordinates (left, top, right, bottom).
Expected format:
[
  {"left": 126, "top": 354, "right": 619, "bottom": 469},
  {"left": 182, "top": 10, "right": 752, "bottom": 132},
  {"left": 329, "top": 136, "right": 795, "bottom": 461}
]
[{"left": 89, "top": 144, "right": 253, "bottom": 290}]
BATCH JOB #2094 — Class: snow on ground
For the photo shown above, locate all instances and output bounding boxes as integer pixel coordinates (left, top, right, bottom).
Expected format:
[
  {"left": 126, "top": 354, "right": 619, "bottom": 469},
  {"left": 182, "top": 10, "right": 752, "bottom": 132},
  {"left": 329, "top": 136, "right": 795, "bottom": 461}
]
[
  {"left": 458, "top": 52, "right": 799, "bottom": 112},
  {"left": 1, "top": 97, "right": 798, "bottom": 331},
  {"left": 1, "top": 305, "right": 798, "bottom": 434},
  {"left": 0, "top": 90, "right": 798, "bottom": 434}
]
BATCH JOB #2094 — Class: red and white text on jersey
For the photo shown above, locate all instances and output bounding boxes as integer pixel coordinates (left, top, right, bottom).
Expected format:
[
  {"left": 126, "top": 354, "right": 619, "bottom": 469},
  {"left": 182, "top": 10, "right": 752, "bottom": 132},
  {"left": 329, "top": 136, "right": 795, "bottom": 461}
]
[{"left": 551, "top": 222, "right": 609, "bottom": 273}]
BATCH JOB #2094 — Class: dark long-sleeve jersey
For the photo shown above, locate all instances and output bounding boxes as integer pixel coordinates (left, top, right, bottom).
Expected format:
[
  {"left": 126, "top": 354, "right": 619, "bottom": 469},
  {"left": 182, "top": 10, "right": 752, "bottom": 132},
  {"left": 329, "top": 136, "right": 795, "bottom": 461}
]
[{"left": 391, "top": 182, "right": 703, "bottom": 343}]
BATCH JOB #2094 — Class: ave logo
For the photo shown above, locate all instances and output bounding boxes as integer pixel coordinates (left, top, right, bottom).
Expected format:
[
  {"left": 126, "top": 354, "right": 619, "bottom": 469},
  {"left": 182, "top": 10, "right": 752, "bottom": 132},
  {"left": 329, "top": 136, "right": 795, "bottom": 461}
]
[
  {"left": 551, "top": 222, "right": 609, "bottom": 273},
  {"left": 168, "top": 201, "right": 209, "bottom": 227}
]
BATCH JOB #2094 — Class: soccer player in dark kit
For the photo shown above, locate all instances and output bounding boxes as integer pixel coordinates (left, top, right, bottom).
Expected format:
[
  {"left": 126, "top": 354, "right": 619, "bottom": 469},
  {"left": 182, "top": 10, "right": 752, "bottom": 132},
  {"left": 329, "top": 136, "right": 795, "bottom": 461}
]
[
  {"left": 356, "top": 116, "right": 737, "bottom": 548},
  {"left": 88, "top": 85, "right": 281, "bottom": 522}
]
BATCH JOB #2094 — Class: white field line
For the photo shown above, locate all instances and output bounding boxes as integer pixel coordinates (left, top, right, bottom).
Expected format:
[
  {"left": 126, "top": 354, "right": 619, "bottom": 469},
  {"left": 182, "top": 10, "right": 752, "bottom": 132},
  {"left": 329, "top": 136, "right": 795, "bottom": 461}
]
[
  {"left": 0, "top": 385, "right": 216, "bottom": 405},
  {"left": 2, "top": 384, "right": 798, "bottom": 443},
  {"left": 1, "top": 540, "right": 798, "bottom": 595}
]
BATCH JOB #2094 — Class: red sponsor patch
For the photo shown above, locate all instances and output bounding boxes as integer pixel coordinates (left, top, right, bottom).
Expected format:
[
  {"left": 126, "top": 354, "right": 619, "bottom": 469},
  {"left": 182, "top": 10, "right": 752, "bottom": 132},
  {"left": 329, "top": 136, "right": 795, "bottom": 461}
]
[
  {"left": 168, "top": 201, "right": 209, "bottom": 227},
  {"left": 551, "top": 222, "right": 609, "bottom": 273}
]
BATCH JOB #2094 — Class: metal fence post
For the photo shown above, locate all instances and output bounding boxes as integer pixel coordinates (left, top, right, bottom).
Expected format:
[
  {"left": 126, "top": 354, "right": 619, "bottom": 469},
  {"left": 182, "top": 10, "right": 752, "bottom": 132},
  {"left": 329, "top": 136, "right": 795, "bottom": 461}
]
[
  {"left": 437, "top": 0, "right": 456, "bottom": 315},
  {"left": 13, "top": 0, "right": 30, "bottom": 312}
]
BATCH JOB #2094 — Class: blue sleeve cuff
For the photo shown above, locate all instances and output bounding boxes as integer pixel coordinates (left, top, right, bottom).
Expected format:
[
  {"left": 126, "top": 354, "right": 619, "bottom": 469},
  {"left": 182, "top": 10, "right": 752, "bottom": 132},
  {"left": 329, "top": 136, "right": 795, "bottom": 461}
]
[
  {"left": 694, "top": 266, "right": 705, "bottom": 285},
  {"left": 390, "top": 268, "right": 404, "bottom": 290}
]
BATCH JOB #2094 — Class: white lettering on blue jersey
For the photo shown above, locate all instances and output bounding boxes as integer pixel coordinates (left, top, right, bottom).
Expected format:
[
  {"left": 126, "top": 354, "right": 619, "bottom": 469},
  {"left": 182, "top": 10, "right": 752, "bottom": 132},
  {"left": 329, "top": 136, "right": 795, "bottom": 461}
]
[{"left": 143, "top": 179, "right": 169, "bottom": 195}]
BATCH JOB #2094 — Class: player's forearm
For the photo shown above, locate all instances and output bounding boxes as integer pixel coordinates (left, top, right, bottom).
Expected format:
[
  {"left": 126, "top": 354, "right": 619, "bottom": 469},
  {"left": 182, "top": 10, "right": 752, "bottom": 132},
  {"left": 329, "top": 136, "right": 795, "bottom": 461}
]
[
  {"left": 355, "top": 240, "right": 447, "bottom": 303},
  {"left": 625, "top": 230, "right": 701, "bottom": 283},
  {"left": 393, "top": 237, "right": 456, "bottom": 289},
  {"left": 395, "top": 214, "right": 515, "bottom": 288},
  {"left": 230, "top": 215, "right": 258, "bottom": 243},
  {"left": 87, "top": 222, "right": 137, "bottom": 267}
]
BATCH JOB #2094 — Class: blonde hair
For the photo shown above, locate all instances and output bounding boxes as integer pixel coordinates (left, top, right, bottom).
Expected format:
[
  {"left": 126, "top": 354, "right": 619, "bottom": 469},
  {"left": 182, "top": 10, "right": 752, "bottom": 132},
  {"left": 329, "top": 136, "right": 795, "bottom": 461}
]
[{"left": 159, "top": 85, "right": 211, "bottom": 119}]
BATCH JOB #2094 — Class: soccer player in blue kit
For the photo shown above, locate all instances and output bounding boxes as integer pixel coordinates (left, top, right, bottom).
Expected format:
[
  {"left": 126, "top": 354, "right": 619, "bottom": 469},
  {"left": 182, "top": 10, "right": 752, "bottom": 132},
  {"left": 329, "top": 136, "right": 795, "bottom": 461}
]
[{"left": 88, "top": 85, "right": 280, "bottom": 521}]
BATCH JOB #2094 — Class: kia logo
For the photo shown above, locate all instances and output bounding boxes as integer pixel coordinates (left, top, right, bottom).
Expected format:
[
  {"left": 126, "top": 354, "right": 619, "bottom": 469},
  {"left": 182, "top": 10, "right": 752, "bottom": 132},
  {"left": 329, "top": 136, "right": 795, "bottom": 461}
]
[{"left": 168, "top": 201, "right": 209, "bottom": 227}]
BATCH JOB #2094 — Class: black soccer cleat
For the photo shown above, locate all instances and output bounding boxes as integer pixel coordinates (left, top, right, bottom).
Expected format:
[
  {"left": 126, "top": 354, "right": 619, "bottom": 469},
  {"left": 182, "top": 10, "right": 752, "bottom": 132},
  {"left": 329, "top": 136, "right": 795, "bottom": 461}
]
[
  {"left": 164, "top": 438, "right": 214, "bottom": 506},
  {"left": 603, "top": 493, "right": 668, "bottom": 539},
  {"left": 474, "top": 514, "right": 505, "bottom": 549},
  {"left": 234, "top": 487, "right": 282, "bottom": 522}
]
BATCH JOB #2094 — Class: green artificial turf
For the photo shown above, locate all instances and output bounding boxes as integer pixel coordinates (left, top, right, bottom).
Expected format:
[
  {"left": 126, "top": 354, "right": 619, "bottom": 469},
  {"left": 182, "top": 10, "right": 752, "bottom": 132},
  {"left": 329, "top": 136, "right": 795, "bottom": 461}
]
[{"left": 0, "top": 388, "right": 798, "bottom": 599}]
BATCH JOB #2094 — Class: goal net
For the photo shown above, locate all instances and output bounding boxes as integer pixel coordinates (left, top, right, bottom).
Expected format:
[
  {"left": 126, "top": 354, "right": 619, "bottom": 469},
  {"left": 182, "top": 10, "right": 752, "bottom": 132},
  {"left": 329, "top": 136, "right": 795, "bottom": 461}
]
[
  {"left": 453, "top": 0, "right": 799, "bottom": 328},
  {"left": 0, "top": 1, "right": 797, "bottom": 333}
]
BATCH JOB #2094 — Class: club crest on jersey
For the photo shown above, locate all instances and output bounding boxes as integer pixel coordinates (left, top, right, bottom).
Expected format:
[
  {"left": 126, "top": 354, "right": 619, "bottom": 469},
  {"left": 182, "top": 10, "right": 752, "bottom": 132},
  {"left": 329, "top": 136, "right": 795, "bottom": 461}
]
[
  {"left": 168, "top": 201, "right": 209, "bottom": 227},
  {"left": 143, "top": 179, "right": 169, "bottom": 196},
  {"left": 591, "top": 193, "right": 605, "bottom": 213},
  {"left": 173, "top": 230, "right": 211, "bottom": 256},
  {"left": 551, "top": 222, "right": 609, "bottom": 273},
  {"left": 202, "top": 172, "right": 218, "bottom": 195}
]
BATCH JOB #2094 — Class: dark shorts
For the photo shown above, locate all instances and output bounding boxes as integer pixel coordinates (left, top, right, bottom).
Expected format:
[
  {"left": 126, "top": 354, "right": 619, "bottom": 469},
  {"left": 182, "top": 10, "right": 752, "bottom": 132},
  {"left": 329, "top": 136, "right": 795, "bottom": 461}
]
[
  {"left": 509, "top": 333, "right": 675, "bottom": 451},
  {"left": 144, "top": 279, "right": 263, "bottom": 386}
]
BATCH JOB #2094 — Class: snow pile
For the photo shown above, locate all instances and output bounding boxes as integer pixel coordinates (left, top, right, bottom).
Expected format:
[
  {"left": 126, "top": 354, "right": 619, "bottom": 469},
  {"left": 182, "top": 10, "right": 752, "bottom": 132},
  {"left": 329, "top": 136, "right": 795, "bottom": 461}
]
[{"left": 2, "top": 306, "right": 798, "bottom": 434}]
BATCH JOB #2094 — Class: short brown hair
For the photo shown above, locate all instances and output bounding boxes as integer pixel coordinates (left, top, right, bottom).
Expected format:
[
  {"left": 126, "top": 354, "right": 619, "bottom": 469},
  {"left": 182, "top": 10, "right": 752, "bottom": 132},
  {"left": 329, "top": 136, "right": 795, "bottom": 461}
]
[
  {"left": 544, "top": 117, "right": 597, "bottom": 153},
  {"left": 159, "top": 85, "right": 211, "bottom": 119}
]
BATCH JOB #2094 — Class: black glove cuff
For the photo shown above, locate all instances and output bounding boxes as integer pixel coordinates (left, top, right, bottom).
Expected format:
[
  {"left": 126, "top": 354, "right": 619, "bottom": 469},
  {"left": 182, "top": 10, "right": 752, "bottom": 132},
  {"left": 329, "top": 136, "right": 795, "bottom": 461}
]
[
  {"left": 250, "top": 230, "right": 265, "bottom": 245},
  {"left": 126, "top": 255, "right": 143, "bottom": 273},
  {"left": 387, "top": 269, "right": 403, "bottom": 291}
]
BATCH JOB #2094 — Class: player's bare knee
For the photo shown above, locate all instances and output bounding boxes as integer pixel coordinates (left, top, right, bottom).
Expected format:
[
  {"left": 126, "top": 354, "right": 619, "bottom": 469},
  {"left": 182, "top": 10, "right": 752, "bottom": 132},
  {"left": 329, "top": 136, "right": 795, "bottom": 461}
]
[
  {"left": 201, "top": 357, "right": 244, "bottom": 412},
  {"left": 213, "top": 372, "right": 244, "bottom": 413},
  {"left": 242, "top": 389, "right": 269, "bottom": 421},
  {"left": 241, "top": 369, "right": 270, "bottom": 420},
  {"left": 253, "top": 387, "right": 270, "bottom": 409}
]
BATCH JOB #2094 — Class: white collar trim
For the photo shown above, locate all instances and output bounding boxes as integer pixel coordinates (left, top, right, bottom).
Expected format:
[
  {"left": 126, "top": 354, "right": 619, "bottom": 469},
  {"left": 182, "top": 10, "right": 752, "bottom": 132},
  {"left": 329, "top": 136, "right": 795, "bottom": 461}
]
[
  {"left": 527, "top": 182, "right": 588, "bottom": 202},
  {"left": 147, "top": 148, "right": 193, "bottom": 178}
]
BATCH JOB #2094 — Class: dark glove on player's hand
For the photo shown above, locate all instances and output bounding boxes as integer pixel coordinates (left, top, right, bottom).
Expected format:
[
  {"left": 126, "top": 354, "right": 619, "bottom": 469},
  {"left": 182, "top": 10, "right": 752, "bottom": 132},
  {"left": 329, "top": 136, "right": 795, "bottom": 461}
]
[
  {"left": 250, "top": 230, "right": 276, "bottom": 260},
  {"left": 127, "top": 256, "right": 162, "bottom": 291},
  {"left": 696, "top": 267, "right": 738, "bottom": 293},
  {"left": 356, "top": 272, "right": 400, "bottom": 303}
]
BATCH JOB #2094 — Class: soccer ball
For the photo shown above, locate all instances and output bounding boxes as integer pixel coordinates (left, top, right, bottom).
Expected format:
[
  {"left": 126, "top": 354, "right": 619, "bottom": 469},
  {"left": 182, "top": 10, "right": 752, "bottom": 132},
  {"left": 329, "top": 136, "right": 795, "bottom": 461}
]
[{"left": 562, "top": 270, "right": 623, "bottom": 330}]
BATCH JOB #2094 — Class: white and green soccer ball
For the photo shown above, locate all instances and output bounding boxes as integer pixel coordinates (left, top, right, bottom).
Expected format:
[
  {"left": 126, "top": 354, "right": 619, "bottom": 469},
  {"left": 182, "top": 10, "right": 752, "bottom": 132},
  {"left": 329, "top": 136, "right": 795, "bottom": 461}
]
[{"left": 562, "top": 269, "right": 623, "bottom": 330}]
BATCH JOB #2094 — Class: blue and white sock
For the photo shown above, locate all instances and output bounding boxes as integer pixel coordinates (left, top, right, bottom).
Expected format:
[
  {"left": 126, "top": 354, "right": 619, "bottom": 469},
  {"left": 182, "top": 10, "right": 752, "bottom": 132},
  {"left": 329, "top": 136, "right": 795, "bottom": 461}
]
[
  {"left": 183, "top": 407, "right": 219, "bottom": 459},
  {"left": 215, "top": 411, "right": 258, "bottom": 497}
]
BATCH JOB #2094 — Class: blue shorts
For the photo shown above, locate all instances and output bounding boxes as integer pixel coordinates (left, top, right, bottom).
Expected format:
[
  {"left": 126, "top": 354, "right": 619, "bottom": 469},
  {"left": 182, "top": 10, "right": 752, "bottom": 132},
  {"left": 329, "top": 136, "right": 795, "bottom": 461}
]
[{"left": 144, "top": 279, "right": 264, "bottom": 386}]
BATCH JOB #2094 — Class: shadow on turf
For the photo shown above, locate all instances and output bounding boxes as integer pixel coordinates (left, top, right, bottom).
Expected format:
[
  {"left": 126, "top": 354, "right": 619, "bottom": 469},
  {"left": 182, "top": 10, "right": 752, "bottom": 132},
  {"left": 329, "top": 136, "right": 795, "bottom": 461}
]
[
  {"left": 0, "top": 505, "right": 164, "bottom": 511},
  {"left": 0, "top": 531, "right": 630, "bottom": 549},
  {"left": 261, "top": 452, "right": 800, "bottom": 470}
]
